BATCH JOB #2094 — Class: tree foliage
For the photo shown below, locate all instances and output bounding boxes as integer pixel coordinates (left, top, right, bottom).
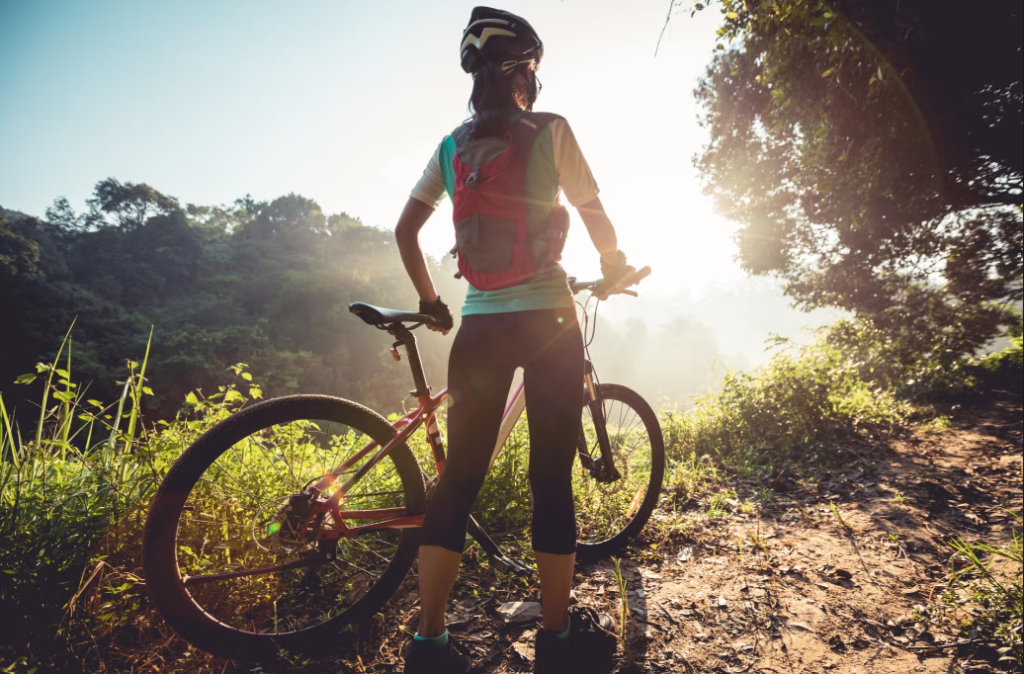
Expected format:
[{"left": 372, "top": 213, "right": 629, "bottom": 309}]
[
  {"left": 694, "top": 0, "right": 1022, "bottom": 353},
  {"left": 1, "top": 180, "right": 462, "bottom": 418}
]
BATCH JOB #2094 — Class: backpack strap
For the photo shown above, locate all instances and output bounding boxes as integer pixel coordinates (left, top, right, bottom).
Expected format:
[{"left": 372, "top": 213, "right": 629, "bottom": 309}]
[
  {"left": 509, "top": 112, "right": 564, "bottom": 159},
  {"left": 451, "top": 121, "right": 475, "bottom": 149}
]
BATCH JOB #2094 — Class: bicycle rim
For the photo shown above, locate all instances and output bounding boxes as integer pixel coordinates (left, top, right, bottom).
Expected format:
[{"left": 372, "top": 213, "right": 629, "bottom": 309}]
[
  {"left": 143, "top": 395, "right": 424, "bottom": 656},
  {"left": 574, "top": 383, "right": 664, "bottom": 556}
]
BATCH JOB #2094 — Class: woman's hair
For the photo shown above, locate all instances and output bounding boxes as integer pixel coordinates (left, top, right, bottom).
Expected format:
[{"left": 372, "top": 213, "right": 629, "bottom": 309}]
[{"left": 468, "top": 61, "right": 539, "bottom": 139}]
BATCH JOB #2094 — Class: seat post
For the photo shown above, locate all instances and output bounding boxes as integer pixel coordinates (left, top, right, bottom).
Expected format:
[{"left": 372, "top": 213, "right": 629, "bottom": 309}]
[{"left": 393, "top": 326, "right": 430, "bottom": 398}]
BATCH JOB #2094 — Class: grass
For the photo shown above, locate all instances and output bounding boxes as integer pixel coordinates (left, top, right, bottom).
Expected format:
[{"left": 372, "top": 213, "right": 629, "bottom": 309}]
[
  {"left": 924, "top": 513, "right": 1023, "bottom": 668},
  {"left": 828, "top": 500, "right": 853, "bottom": 532},
  {"left": 611, "top": 557, "right": 631, "bottom": 660},
  {"left": 2, "top": 319, "right": 1021, "bottom": 673},
  {"left": 659, "top": 323, "right": 915, "bottom": 486}
]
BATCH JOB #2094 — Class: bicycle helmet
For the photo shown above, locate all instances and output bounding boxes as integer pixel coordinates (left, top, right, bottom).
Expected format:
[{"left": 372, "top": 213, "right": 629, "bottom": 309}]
[{"left": 460, "top": 6, "right": 544, "bottom": 75}]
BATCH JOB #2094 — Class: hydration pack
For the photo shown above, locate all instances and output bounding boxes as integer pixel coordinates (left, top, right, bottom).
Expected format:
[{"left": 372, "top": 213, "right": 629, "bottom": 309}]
[{"left": 451, "top": 112, "right": 570, "bottom": 291}]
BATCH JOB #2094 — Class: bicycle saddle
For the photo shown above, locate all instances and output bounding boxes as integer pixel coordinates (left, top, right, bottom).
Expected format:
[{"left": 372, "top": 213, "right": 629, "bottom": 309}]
[{"left": 349, "top": 302, "right": 433, "bottom": 327}]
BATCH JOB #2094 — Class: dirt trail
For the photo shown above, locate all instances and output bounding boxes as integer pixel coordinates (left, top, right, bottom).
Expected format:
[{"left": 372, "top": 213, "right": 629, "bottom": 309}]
[
  {"left": 413, "top": 388, "right": 1022, "bottom": 674},
  {"left": 133, "top": 390, "right": 1020, "bottom": 674}
]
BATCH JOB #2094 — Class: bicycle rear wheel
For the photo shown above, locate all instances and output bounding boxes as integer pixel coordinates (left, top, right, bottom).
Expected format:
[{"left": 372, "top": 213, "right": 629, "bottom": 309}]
[
  {"left": 143, "top": 395, "right": 425, "bottom": 658},
  {"left": 574, "top": 383, "right": 665, "bottom": 562}
]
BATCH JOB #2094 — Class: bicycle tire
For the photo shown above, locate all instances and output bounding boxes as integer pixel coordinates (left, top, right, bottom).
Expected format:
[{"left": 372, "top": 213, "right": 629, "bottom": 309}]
[
  {"left": 575, "top": 383, "right": 665, "bottom": 563},
  {"left": 143, "top": 395, "right": 426, "bottom": 658}
]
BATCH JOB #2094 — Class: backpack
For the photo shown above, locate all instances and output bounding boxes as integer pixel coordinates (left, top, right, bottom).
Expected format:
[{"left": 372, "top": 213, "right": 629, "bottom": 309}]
[{"left": 451, "top": 112, "right": 570, "bottom": 291}]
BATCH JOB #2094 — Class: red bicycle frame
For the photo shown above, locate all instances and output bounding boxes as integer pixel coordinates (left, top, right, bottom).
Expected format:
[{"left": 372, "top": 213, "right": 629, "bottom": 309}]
[{"left": 307, "top": 386, "right": 449, "bottom": 539}]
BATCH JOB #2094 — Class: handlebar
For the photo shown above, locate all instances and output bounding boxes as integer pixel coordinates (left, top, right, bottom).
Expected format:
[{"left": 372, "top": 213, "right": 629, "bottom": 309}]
[{"left": 569, "top": 266, "right": 651, "bottom": 297}]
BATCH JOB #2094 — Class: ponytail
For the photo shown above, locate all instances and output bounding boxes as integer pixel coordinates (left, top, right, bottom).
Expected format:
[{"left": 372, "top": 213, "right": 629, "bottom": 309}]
[{"left": 468, "top": 61, "right": 539, "bottom": 139}]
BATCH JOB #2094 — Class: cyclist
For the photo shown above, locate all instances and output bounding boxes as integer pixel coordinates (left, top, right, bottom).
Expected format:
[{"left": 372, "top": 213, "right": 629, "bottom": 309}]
[{"left": 394, "top": 7, "right": 635, "bottom": 673}]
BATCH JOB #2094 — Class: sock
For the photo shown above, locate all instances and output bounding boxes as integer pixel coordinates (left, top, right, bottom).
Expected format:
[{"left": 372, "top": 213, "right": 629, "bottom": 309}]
[
  {"left": 554, "top": 616, "right": 571, "bottom": 641},
  {"left": 414, "top": 629, "right": 449, "bottom": 648}
]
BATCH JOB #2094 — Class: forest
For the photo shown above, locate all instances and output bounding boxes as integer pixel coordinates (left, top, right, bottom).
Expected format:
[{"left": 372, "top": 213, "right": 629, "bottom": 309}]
[
  {"left": 1, "top": 1, "right": 1022, "bottom": 673},
  {"left": 1, "top": 186, "right": 463, "bottom": 419}
]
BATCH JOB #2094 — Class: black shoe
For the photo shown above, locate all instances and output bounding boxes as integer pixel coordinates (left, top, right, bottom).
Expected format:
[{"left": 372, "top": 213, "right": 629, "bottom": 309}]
[
  {"left": 402, "top": 633, "right": 473, "bottom": 674},
  {"left": 534, "top": 607, "right": 617, "bottom": 674}
]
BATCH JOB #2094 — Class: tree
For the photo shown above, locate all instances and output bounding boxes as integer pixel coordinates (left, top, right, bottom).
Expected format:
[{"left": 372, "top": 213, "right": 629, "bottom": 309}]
[
  {"left": 59, "top": 180, "right": 202, "bottom": 308},
  {"left": 0, "top": 214, "right": 42, "bottom": 282},
  {"left": 693, "top": 0, "right": 1022, "bottom": 358},
  {"left": 2, "top": 180, "right": 462, "bottom": 420}
]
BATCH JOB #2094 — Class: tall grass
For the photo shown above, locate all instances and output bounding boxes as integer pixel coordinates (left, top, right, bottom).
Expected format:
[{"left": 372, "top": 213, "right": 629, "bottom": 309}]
[
  {"left": 0, "top": 332, "right": 156, "bottom": 668},
  {"left": 0, "top": 338, "right": 259, "bottom": 672},
  {"left": 931, "top": 514, "right": 1023, "bottom": 667}
]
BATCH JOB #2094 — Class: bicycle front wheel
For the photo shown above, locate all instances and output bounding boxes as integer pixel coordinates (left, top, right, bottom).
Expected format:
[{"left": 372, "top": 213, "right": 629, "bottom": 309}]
[
  {"left": 143, "top": 395, "right": 426, "bottom": 658},
  {"left": 574, "top": 383, "right": 665, "bottom": 562}
]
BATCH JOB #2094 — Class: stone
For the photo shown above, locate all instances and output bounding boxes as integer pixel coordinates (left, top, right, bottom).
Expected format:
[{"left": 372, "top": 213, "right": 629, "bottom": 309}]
[{"left": 496, "top": 601, "right": 543, "bottom": 624}]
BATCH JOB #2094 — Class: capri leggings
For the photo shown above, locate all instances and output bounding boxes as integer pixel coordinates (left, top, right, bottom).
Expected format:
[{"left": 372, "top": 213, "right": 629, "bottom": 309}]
[{"left": 420, "top": 307, "right": 584, "bottom": 556}]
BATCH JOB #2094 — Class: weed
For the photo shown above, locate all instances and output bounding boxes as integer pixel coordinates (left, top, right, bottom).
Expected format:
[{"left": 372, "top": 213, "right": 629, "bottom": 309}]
[
  {"left": 828, "top": 500, "right": 853, "bottom": 532},
  {"left": 611, "top": 557, "right": 631, "bottom": 660},
  {"left": 921, "top": 416, "right": 953, "bottom": 433},
  {"left": 928, "top": 513, "right": 1023, "bottom": 667},
  {"left": 706, "top": 489, "right": 738, "bottom": 518}
]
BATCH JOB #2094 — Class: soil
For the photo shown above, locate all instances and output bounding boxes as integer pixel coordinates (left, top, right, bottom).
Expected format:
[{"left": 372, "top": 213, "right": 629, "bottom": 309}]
[
  {"left": 372, "top": 387, "right": 1022, "bottom": 674},
  {"left": 70, "top": 387, "right": 1023, "bottom": 674}
]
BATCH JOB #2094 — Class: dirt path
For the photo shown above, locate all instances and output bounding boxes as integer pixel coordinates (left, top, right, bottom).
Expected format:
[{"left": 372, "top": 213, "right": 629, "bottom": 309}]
[
  {"left": 385, "top": 388, "right": 1021, "bottom": 674},
  {"left": 115, "top": 390, "right": 1020, "bottom": 674}
]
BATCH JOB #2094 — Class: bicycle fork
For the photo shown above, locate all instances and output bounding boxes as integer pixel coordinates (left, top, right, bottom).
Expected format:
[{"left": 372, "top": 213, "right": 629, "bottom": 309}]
[{"left": 582, "top": 360, "right": 622, "bottom": 484}]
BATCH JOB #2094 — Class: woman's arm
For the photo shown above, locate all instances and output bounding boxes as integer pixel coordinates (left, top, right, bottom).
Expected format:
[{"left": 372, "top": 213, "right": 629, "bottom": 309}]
[
  {"left": 395, "top": 197, "right": 453, "bottom": 334},
  {"left": 576, "top": 196, "right": 618, "bottom": 258},
  {"left": 395, "top": 197, "right": 441, "bottom": 303}
]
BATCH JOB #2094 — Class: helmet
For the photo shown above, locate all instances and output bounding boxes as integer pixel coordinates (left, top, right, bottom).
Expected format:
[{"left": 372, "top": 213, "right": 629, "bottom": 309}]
[{"left": 460, "top": 7, "right": 544, "bottom": 75}]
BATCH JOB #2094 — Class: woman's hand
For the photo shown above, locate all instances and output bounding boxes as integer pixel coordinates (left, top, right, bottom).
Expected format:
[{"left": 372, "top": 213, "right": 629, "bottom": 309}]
[{"left": 419, "top": 296, "right": 454, "bottom": 335}]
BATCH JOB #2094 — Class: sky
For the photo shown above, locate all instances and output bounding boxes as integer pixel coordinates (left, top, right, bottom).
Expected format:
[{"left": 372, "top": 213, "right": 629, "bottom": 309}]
[
  {"left": 0, "top": 0, "right": 740, "bottom": 284},
  {"left": 1, "top": 0, "right": 837, "bottom": 378}
]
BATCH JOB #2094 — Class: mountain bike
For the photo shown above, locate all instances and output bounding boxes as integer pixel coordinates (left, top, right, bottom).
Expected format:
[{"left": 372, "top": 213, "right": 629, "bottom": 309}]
[{"left": 143, "top": 267, "right": 664, "bottom": 658}]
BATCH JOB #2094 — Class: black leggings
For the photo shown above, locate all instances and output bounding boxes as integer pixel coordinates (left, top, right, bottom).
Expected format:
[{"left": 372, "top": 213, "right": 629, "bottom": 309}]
[{"left": 421, "top": 308, "right": 584, "bottom": 556}]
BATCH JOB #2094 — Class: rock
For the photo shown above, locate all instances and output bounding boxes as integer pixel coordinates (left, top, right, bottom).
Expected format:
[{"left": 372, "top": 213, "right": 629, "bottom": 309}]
[
  {"left": 512, "top": 641, "right": 535, "bottom": 662},
  {"left": 497, "top": 601, "right": 543, "bottom": 624}
]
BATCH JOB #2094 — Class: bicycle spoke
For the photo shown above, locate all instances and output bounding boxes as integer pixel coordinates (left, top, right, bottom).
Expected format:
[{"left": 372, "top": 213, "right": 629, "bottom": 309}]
[
  {"left": 247, "top": 436, "right": 288, "bottom": 484},
  {"left": 350, "top": 537, "right": 396, "bottom": 565},
  {"left": 573, "top": 390, "right": 658, "bottom": 547},
  {"left": 183, "top": 557, "right": 317, "bottom": 587},
  {"left": 227, "top": 441, "right": 274, "bottom": 498},
  {"left": 332, "top": 556, "right": 381, "bottom": 583},
  {"left": 198, "top": 473, "right": 262, "bottom": 506},
  {"left": 168, "top": 411, "right": 412, "bottom": 637}
]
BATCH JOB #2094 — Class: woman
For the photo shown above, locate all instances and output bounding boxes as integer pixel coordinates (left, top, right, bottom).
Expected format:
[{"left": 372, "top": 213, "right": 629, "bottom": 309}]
[{"left": 395, "top": 7, "right": 635, "bottom": 673}]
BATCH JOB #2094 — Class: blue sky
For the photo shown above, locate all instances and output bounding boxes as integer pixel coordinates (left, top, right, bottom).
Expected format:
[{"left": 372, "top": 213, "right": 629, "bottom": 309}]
[
  {"left": 2, "top": 0, "right": 846, "bottom": 372},
  {"left": 1, "top": 0, "right": 749, "bottom": 292}
]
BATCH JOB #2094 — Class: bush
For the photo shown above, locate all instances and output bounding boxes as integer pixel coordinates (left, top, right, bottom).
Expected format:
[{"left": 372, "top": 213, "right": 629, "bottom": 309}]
[{"left": 661, "top": 325, "right": 912, "bottom": 480}]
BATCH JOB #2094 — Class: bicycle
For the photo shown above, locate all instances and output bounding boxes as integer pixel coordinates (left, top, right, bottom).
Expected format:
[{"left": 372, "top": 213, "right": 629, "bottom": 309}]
[{"left": 142, "top": 267, "right": 664, "bottom": 658}]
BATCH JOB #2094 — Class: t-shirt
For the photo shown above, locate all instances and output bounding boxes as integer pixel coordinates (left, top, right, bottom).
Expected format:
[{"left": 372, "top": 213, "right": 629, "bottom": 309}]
[{"left": 410, "top": 114, "right": 600, "bottom": 316}]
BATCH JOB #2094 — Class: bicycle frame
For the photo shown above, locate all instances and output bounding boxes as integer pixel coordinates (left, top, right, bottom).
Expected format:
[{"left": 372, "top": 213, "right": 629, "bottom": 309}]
[
  {"left": 302, "top": 308, "right": 614, "bottom": 552},
  {"left": 303, "top": 325, "right": 532, "bottom": 542}
]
